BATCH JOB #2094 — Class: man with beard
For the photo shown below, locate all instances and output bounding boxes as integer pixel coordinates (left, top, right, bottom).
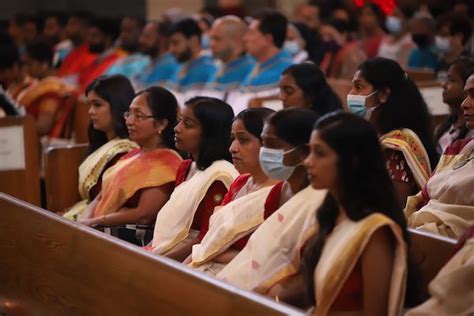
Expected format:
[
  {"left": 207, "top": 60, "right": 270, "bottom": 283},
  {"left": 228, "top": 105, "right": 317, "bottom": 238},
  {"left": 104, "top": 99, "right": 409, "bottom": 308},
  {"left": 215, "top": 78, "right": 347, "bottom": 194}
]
[
  {"left": 168, "top": 18, "right": 217, "bottom": 105},
  {"left": 56, "top": 12, "right": 97, "bottom": 85},
  {"left": 106, "top": 16, "right": 150, "bottom": 80},
  {"left": 135, "top": 20, "right": 180, "bottom": 90},
  {"left": 77, "top": 18, "right": 126, "bottom": 94},
  {"left": 203, "top": 15, "right": 255, "bottom": 114}
]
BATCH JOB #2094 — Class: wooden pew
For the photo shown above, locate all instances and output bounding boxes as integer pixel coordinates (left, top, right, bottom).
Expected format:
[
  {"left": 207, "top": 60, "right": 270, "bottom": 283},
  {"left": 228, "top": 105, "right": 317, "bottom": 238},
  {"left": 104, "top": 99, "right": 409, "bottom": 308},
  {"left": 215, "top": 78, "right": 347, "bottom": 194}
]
[
  {"left": 44, "top": 144, "right": 88, "bottom": 213},
  {"left": 0, "top": 193, "right": 303, "bottom": 315},
  {"left": 409, "top": 228, "right": 457, "bottom": 299},
  {"left": 406, "top": 69, "right": 435, "bottom": 82},
  {"left": 0, "top": 116, "right": 41, "bottom": 206}
]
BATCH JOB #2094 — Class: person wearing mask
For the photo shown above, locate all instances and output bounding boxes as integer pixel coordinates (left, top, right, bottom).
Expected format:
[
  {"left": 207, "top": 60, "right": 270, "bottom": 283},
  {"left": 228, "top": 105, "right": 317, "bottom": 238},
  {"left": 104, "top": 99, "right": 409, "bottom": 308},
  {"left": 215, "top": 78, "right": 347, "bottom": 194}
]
[
  {"left": 405, "top": 74, "right": 474, "bottom": 239},
  {"left": 436, "top": 14, "right": 473, "bottom": 81},
  {"left": 284, "top": 23, "right": 309, "bottom": 64},
  {"left": 377, "top": 6, "right": 416, "bottom": 68},
  {"left": 78, "top": 18, "right": 126, "bottom": 94},
  {"left": 188, "top": 108, "right": 279, "bottom": 275},
  {"left": 56, "top": 12, "right": 97, "bottom": 84},
  {"left": 233, "top": 9, "right": 293, "bottom": 114},
  {"left": 64, "top": 75, "right": 138, "bottom": 219},
  {"left": 319, "top": 18, "right": 366, "bottom": 80},
  {"left": 436, "top": 57, "right": 474, "bottom": 154},
  {"left": 204, "top": 15, "right": 254, "bottom": 110},
  {"left": 135, "top": 21, "right": 180, "bottom": 90},
  {"left": 168, "top": 18, "right": 218, "bottom": 105},
  {"left": 0, "top": 42, "right": 26, "bottom": 117},
  {"left": 106, "top": 16, "right": 150, "bottom": 81},
  {"left": 407, "top": 16, "right": 438, "bottom": 71},
  {"left": 217, "top": 108, "right": 323, "bottom": 304},
  {"left": 348, "top": 58, "right": 438, "bottom": 205}
]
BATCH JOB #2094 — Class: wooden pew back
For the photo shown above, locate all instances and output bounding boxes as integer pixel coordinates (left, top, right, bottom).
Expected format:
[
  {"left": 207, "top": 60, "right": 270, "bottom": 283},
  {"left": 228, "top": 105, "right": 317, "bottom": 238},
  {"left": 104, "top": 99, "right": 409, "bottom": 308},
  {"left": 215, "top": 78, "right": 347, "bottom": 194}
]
[
  {"left": 0, "top": 193, "right": 302, "bottom": 315},
  {"left": 409, "top": 228, "right": 457, "bottom": 298},
  {"left": 44, "top": 144, "right": 88, "bottom": 213},
  {"left": 0, "top": 116, "right": 41, "bottom": 206}
]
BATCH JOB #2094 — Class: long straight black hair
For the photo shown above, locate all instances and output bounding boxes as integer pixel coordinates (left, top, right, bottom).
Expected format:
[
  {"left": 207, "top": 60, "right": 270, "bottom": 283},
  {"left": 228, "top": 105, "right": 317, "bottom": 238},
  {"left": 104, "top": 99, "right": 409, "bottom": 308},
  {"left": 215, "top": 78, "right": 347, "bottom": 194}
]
[
  {"left": 184, "top": 96, "right": 234, "bottom": 170},
  {"left": 301, "top": 112, "right": 421, "bottom": 307},
  {"left": 85, "top": 75, "right": 135, "bottom": 154},
  {"left": 357, "top": 58, "right": 438, "bottom": 168}
]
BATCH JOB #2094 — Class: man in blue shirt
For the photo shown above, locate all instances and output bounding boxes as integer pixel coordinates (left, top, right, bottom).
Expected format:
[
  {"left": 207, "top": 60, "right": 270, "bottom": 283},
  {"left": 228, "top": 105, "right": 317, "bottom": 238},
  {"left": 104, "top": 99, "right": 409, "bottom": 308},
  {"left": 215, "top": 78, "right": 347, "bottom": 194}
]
[
  {"left": 168, "top": 18, "right": 218, "bottom": 105},
  {"left": 135, "top": 21, "right": 180, "bottom": 90},
  {"left": 203, "top": 16, "right": 255, "bottom": 113},
  {"left": 407, "top": 16, "right": 438, "bottom": 71},
  {"left": 232, "top": 9, "right": 293, "bottom": 113}
]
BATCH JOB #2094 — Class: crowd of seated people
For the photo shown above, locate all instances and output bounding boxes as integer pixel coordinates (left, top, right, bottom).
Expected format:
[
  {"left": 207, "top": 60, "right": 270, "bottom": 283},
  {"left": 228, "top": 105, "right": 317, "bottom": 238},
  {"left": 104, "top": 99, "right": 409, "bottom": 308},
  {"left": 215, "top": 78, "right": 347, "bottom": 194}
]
[{"left": 1, "top": 1, "right": 474, "bottom": 314}]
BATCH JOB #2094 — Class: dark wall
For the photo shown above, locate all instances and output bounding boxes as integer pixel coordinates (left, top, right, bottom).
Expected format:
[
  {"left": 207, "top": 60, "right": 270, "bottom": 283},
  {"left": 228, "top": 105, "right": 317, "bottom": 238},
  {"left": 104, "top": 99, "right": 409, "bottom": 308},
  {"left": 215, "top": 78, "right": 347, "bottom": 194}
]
[{"left": 0, "top": 0, "right": 145, "bottom": 20}]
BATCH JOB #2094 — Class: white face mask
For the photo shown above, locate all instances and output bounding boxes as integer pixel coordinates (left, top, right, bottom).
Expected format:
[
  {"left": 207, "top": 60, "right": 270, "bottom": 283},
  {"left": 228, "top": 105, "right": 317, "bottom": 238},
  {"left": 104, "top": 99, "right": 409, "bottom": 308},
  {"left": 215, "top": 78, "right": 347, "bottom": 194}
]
[
  {"left": 347, "top": 90, "right": 378, "bottom": 118},
  {"left": 283, "top": 40, "right": 301, "bottom": 56},
  {"left": 259, "top": 146, "right": 300, "bottom": 180},
  {"left": 435, "top": 35, "right": 451, "bottom": 54},
  {"left": 385, "top": 16, "right": 402, "bottom": 35}
]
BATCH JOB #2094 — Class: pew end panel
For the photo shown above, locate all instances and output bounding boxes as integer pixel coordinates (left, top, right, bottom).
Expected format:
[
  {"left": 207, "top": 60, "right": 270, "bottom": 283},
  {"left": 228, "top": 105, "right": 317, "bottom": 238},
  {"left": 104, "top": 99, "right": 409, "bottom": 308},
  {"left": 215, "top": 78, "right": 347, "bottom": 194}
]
[
  {"left": 0, "top": 193, "right": 303, "bottom": 315},
  {"left": 408, "top": 228, "right": 457, "bottom": 299},
  {"left": 0, "top": 116, "right": 41, "bottom": 206},
  {"left": 44, "top": 144, "right": 88, "bottom": 213}
]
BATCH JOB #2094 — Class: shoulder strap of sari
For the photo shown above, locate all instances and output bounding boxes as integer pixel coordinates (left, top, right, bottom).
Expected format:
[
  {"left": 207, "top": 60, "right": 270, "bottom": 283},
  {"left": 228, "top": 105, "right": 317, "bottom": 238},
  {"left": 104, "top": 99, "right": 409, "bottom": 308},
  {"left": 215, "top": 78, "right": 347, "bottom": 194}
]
[
  {"left": 381, "top": 128, "right": 431, "bottom": 188},
  {"left": 314, "top": 213, "right": 407, "bottom": 316},
  {"left": 78, "top": 139, "right": 138, "bottom": 199},
  {"left": 92, "top": 149, "right": 182, "bottom": 217},
  {"left": 191, "top": 185, "right": 274, "bottom": 266},
  {"left": 17, "top": 76, "right": 74, "bottom": 108},
  {"left": 151, "top": 160, "right": 239, "bottom": 255}
]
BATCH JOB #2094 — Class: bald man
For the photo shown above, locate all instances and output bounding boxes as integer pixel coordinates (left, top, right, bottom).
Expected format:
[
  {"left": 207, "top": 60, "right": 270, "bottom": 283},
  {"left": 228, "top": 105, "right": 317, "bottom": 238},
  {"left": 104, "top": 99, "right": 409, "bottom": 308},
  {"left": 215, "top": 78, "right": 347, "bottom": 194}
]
[{"left": 204, "top": 15, "right": 255, "bottom": 112}]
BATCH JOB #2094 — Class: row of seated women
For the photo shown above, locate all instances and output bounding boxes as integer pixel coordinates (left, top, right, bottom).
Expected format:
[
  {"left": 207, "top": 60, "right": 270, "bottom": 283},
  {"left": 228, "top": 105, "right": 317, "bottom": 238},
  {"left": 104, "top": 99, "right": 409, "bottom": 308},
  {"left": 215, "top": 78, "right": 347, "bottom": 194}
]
[{"left": 62, "top": 57, "right": 474, "bottom": 314}]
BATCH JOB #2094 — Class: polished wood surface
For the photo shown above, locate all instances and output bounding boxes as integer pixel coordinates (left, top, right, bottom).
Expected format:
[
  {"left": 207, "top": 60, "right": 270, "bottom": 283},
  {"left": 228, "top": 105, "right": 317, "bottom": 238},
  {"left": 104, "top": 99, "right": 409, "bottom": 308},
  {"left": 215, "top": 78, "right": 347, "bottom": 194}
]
[
  {"left": 44, "top": 144, "right": 88, "bottom": 213},
  {"left": 73, "top": 99, "right": 89, "bottom": 144},
  {"left": 409, "top": 228, "right": 457, "bottom": 298},
  {"left": 0, "top": 116, "right": 41, "bottom": 206},
  {"left": 0, "top": 193, "right": 303, "bottom": 316}
]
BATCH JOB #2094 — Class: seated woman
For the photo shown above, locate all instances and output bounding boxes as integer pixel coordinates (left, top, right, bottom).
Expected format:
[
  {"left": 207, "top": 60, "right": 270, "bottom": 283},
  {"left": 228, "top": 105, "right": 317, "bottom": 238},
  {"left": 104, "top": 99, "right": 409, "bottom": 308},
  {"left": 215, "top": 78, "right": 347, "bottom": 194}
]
[
  {"left": 150, "top": 97, "right": 239, "bottom": 261},
  {"left": 279, "top": 63, "right": 342, "bottom": 116},
  {"left": 435, "top": 57, "right": 474, "bottom": 154},
  {"left": 188, "top": 108, "right": 279, "bottom": 275},
  {"left": 217, "top": 108, "right": 322, "bottom": 296},
  {"left": 348, "top": 57, "right": 438, "bottom": 205},
  {"left": 405, "top": 74, "right": 474, "bottom": 239},
  {"left": 64, "top": 75, "right": 138, "bottom": 220},
  {"left": 302, "top": 112, "right": 412, "bottom": 315},
  {"left": 78, "top": 86, "right": 182, "bottom": 227}
]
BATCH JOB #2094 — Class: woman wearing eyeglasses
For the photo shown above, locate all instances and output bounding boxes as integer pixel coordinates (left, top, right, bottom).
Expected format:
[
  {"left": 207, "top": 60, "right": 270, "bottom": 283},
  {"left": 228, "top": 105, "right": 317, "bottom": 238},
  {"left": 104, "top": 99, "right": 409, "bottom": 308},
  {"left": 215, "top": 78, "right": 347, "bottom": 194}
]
[{"left": 78, "top": 86, "right": 182, "bottom": 227}]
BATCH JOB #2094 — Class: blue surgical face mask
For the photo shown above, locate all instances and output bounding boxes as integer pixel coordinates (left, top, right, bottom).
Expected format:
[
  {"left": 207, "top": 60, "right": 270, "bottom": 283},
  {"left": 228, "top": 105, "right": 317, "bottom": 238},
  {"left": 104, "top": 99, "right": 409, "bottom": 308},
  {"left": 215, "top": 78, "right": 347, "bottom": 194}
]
[
  {"left": 284, "top": 40, "right": 301, "bottom": 56},
  {"left": 385, "top": 16, "right": 402, "bottom": 35},
  {"left": 201, "top": 34, "right": 210, "bottom": 50},
  {"left": 435, "top": 35, "right": 451, "bottom": 54},
  {"left": 259, "top": 146, "right": 299, "bottom": 180},
  {"left": 347, "top": 90, "right": 378, "bottom": 118}
]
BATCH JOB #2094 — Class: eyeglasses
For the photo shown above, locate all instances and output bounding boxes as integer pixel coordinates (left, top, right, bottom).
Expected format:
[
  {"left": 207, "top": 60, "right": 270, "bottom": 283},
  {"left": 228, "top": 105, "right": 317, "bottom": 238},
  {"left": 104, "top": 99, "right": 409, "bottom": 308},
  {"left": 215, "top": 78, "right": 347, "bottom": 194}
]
[{"left": 123, "top": 111, "right": 154, "bottom": 121}]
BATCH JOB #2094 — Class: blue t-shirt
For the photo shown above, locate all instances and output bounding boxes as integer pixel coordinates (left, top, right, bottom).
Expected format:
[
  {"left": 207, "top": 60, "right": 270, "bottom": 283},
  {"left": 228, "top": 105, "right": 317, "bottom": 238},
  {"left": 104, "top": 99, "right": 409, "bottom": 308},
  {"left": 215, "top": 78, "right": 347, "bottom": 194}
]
[
  {"left": 106, "top": 53, "right": 151, "bottom": 79},
  {"left": 208, "top": 55, "right": 255, "bottom": 92},
  {"left": 240, "top": 50, "right": 293, "bottom": 93},
  {"left": 175, "top": 54, "right": 218, "bottom": 92},
  {"left": 138, "top": 53, "right": 180, "bottom": 89},
  {"left": 407, "top": 46, "right": 438, "bottom": 71}
]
